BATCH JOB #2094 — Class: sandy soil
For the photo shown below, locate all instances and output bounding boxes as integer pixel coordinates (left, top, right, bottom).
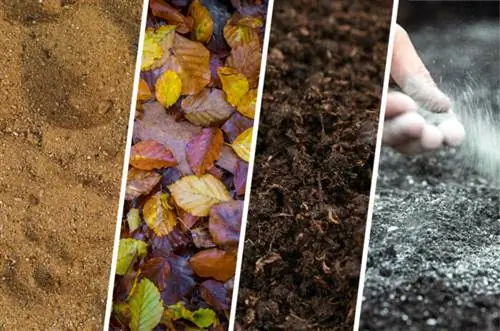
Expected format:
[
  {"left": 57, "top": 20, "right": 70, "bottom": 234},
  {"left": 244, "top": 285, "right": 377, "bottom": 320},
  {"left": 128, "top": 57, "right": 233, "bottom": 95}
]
[{"left": 0, "top": 1, "right": 142, "bottom": 329}]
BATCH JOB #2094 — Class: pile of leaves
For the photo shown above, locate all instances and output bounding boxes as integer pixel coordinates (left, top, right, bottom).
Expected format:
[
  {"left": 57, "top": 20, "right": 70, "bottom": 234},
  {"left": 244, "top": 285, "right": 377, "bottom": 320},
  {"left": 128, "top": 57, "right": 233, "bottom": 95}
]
[{"left": 109, "top": 1, "right": 268, "bottom": 330}]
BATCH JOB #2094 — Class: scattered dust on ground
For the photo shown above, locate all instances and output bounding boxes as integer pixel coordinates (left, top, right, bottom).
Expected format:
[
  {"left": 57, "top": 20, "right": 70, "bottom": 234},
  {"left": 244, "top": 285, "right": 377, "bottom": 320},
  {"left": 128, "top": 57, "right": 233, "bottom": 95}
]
[{"left": 0, "top": 1, "right": 141, "bottom": 329}]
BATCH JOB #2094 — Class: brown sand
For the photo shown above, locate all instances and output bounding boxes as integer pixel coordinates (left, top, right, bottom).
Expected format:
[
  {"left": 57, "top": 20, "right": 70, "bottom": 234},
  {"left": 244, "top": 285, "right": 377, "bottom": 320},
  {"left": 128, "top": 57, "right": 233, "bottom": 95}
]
[{"left": 0, "top": 0, "right": 142, "bottom": 329}]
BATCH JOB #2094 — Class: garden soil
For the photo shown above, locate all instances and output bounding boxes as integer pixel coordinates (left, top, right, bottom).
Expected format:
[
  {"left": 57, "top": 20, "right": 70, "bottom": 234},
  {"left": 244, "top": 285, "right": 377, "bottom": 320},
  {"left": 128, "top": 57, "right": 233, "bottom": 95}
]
[
  {"left": 235, "top": 1, "right": 392, "bottom": 330},
  {"left": 0, "top": 0, "right": 142, "bottom": 329}
]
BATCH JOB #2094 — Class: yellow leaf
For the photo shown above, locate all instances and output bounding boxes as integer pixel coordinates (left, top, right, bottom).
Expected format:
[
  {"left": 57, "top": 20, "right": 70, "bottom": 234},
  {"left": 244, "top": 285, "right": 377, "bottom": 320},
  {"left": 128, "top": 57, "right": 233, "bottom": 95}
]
[
  {"left": 128, "top": 278, "right": 164, "bottom": 331},
  {"left": 189, "top": 0, "right": 214, "bottom": 43},
  {"left": 169, "top": 174, "right": 232, "bottom": 217},
  {"left": 236, "top": 89, "right": 257, "bottom": 119},
  {"left": 217, "top": 67, "right": 249, "bottom": 107},
  {"left": 232, "top": 127, "right": 252, "bottom": 162},
  {"left": 164, "top": 33, "right": 211, "bottom": 95},
  {"left": 223, "top": 13, "right": 263, "bottom": 49},
  {"left": 143, "top": 192, "right": 178, "bottom": 237},
  {"left": 142, "top": 25, "right": 176, "bottom": 71},
  {"left": 155, "top": 70, "right": 182, "bottom": 108}
]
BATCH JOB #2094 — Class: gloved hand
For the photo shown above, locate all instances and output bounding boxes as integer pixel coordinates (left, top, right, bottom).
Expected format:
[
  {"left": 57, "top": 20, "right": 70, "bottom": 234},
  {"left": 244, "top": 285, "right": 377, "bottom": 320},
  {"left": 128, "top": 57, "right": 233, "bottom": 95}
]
[{"left": 383, "top": 24, "right": 465, "bottom": 154}]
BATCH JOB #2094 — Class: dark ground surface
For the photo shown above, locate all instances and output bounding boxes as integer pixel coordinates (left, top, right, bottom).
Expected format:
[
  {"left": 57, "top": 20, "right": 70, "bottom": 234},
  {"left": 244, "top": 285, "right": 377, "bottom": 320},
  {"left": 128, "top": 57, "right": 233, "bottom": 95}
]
[
  {"left": 360, "top": 3, "right": 500, "bottom": 331},
  {"left": 235, "top": 1, "right": 392, "bottom": 330}
]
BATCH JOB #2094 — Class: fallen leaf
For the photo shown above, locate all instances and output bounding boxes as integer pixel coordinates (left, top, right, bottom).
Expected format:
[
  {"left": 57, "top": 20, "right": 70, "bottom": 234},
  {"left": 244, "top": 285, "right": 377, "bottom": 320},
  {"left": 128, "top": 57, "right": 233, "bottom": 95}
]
[
  {"left": 209, "top": 200, "right": 243, "bottom": 247},
  {"left": 189, "top": 248, "right": 236, "bottom": 281},
  {"left": 181, "top": 89, "right": 234, "bottom": 126},
  {"left": 221, "top": 111, "right": 253, "bottom": 142},
  {"left": 160, "top": 254, "right": 196, "bottom": 305},
  {"left": 186, "top": 128, "right": 224, "bottom": 175},
  {"left": 126, "top": 168, "right": 162, "bottom": 201},
  {"left": 231, "top": 0, "right": 267, "bottom": 16},
  {"left": 227, "top": 41, "right": 261, "bottom": 88},
  {"left": 169, "top": 174, "right": 232, "bottom": 217},
  {"left": 233, "top": 159, "right": 248, "bottom": 195},
  {"left": 117, "top": 239, "right": 148, "bottom": 276},
  {"left": 140, "top": 257, "right": 171, "bottom": 291},
  {"left": 134, "top": 102, "right": 201, "bottom": 175},
  {"left": 127, "top": 208, "right": 142, "bottom": 233},
  {"left": 200, "top": 280, "right": 230, "bottom": 311},
  {"left": 164, "top": 33, "right": 211, "bottom": 95},
  {"left": 189, "top": 0, "right": 214, "bottom": 43},
  {"left": 138, "top": 79, "right": 153, "bottom": 101},
  {"left": 128, "top": 278, "right": 164, "bottom": 331},
  {"left": 150, "top": 227, "right": 192, "bottom": 257},
  {"left": 155, "top": 70, "right": 182, "bottom": 108},
  {"left": 202, "top": 0, "right": 232, "bottom": 55},
  {"left": 191, "top": 225, "right": 217, "bottom": 248},
  {"left": 130, "top": 140, "right": 178, "bottom": 171},
  {"left": 167, "top": 302, "right": 217, "bottom": 328},
  {"left": 231, "top": 127, "right": 252, "bottom": 162},
  {"left": 143, "top": 192, "right": 178, "bottom": 237},
  {"left": 209, "top": 54, "right": 224, "bottom": 87},
  {"left": 255, "top": 252, "right": 282, "bottom": 274},
  {"left": 142, "top": 25, "right": 176, "bottom": 71},
  {"left": 150, "top": 0, "right": 193, "bottom": 34},
  {"left": 114, "top": 270, "right": 139, "bottom": 303},
  {"left": 223, "top": 13, "right": 263, "bottom": 49},
  {"left": 215, "top": 145, "right": 239, "bottom": 174},
  {"left": 236, "top": 88, "right": 257, "bottom": 118},
  {"left": 217, "top": 67, "right": 249, "bottom": 106}
]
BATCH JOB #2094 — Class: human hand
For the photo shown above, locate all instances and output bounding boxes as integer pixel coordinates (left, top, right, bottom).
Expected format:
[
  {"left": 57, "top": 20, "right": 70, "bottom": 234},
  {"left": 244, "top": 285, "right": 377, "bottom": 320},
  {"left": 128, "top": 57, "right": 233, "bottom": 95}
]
[{"left": 383, "top": 24, "right": 465, "bottom": 154}]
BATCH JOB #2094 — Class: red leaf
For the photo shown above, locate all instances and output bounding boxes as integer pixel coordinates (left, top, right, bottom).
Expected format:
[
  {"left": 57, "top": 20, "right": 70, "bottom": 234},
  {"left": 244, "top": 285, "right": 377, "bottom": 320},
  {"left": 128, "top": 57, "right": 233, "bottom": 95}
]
[
  {"left": 186, "top": 128, "right": 224, "bottom": 175},
  {"left": 233, "top": 160, "right": 248, "bottom": 196},
  {"left": 125, "top": 168, "right": 161, "bottom": 201},
  {"left": 200, "top": 280, "right": 230, "bottom": 311},
  {"left": 209, "top": 200, "right": 243, "bottom": 247},
  {"left": 150, "top": 0, "right": 194, "bottom": 34},
  {"left": 221, "top": 111, "right": 253, "bottom": 142},
  {"left": 189, "top": 248, "right": 236, "bottom": 281},
  {"left": 134, "top": 102, "right": 202, "bottom": 175},
  {"left": 130, "top": 140, "right": 178, "bottom": 171},
  {"left": 140, "top": 257, "right": 172, "bottom": 291},
  {"left": 176, "top": 207, "right": 201, "bottom": 230}
]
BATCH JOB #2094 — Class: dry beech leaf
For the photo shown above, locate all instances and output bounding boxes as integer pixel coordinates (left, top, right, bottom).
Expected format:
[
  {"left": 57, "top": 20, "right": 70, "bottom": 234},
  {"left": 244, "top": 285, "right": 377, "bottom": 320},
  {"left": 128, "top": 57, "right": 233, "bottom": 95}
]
[
  {"left": 181, "top": 88, "right": 234, "bottom": 126},
  {"left": 236, "top": 89, "right": 257, "bottom": 119},
  {"left": 176, "top": 206, "right": 201, "bottom": 230},
  {"left": 209, "top": 200, "right": 243, "bottom": 247},
  {"left": 127, "top": 208, "right": 142, "bottom": 233},
  {"left": 227, "top": 40, "right": 261, "bottom": 89},
  {"left": 143, "top": 192, "right": 178, "bottom": 237},
  {"left": 155, "top": 70, "right": 182, "bottom": 108},
  {"left": 234, "top": 159, "right": 248, "bottom": 195},
  {"left": 126, "top": 168, "right": 162, "bottom": 201},
  {"left": 217, "top": 67, "right": 249, "bottom": 107},
  {"left": 189, "top": 0, "right": 214, "bottom": 43},
  {"left": 130, "top": 140, "right": 177, "bottom": 171},
  {"left": 189, "top": 248, "right": 236, "bottom": 281},
  {"left": 215, "top": 145, "right": 239, "bottom": 174},
  {"left": 191, "top": 226, "right": 217, "bottom": 249},
  {"left": 117, "top": 239, "right": 148, "bottom": 276},
  {"left": 142, "top": 25, "right": 176, "bottom": 71},
  {"left": 231, "top": 127, "right": 252, "bottom": 162},
  {"left": 223, "top": 13, "right": 262, "bottom": 49},
  {"left": 164, "top": 33, "right": 211, "bottom": 95},
  {"left": 140, "top": 257, "right": 172, "bottom": 292},
  {"left": 134, "top": 102, "right": 201, "bottom": 175},
  {"left": 138, "top": 79, "right": 153, "bottom": 101},
  {"left": 200, "top": 280, "right": 230, "bottom": 311},
  {"left": 159, "top": 254, "right": 196, "bottom": 305},
  {"left": 150, "top": 0, "right": 193, "bottom": 34},
  {"left": 186, "top": 128, "right": 224, "bottom": 175},
  {"left": 221, "top": 111, "right": 253, "bottom": 142},
  {"left": 169, "top": 174, "right": 232, "bottom": 217}
]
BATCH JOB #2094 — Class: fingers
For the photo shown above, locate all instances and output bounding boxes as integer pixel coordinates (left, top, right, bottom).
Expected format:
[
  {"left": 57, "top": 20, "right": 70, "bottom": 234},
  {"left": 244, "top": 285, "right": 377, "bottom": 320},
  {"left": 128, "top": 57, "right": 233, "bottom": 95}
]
[
  {"left": 391, "top": 24, "right": 451, "bottom": 113},
  {"left": 438, "top": 115, "right": 466, "bottom": 146},
  {"left": 383, "top": 111, "right": 425, "bottom": 146},
  {"left": 386, "top": 90, "right": 418, "bottom": 118}
]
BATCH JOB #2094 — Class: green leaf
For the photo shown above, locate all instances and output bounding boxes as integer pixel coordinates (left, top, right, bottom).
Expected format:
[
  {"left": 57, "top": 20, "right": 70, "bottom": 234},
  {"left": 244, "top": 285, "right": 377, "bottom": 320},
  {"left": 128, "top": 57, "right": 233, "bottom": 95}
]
[
  {"left": 129, "top": 278, "right": 164, "bottom": 331},
  {"left": 127, "top": 208, "right": 142, "bottom": 233},
  {"left": 168, "top": 302, "right": 217, "bottom": 328},
  {"left": 116, "top": 239, "right": 148, "bottom": 276}
]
